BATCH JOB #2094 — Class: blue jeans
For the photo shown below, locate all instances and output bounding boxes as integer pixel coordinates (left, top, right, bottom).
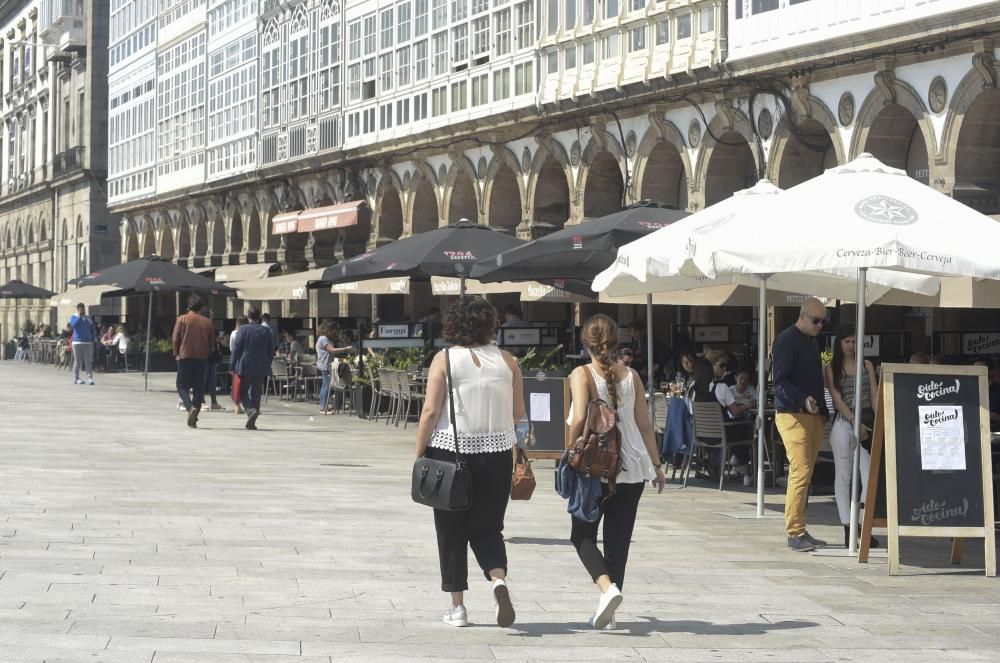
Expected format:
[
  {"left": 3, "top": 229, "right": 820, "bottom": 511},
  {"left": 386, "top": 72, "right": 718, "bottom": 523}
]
[{"left": 319, "top": 369, "right": 332, "bottom": 410}]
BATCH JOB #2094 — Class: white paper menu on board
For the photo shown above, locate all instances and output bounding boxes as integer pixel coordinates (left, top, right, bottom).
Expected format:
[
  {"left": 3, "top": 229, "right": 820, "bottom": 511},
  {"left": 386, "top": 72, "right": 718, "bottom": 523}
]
[
  {"left": 529, "top": 392, "right": 551, "bottom": 422},
  {"left": 918, "top": 405, "right": 966, "bottom": 471}
]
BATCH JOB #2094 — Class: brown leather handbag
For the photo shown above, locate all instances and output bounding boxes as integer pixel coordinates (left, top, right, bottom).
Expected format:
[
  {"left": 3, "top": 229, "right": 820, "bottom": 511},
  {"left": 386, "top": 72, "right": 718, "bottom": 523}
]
[{"left": 510, "top": 447, "right": 536, "bottom": 500}]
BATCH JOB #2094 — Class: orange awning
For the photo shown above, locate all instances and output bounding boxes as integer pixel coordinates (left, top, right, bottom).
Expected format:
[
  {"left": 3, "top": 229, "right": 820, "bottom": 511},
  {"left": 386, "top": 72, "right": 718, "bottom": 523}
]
[{"left": 272, "top": 201, "right": 366, "bottom": 235}]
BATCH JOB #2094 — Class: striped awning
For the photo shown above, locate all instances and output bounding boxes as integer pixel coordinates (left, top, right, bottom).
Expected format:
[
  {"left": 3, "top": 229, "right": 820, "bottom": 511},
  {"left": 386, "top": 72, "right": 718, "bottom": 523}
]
[{"left": 271, "top": 201, "right": 366, "bottom": 235}]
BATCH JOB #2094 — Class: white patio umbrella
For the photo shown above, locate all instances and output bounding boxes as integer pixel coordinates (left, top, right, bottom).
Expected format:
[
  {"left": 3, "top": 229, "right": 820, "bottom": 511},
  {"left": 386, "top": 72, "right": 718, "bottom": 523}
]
[
  {"left": 229, "top": 268, "right": 328, "bottom": 301},
  {"left": 593, "top": 179, "right": 939, "bottom": 522},
  {"left": 688, "top": 153, "right": 1000, "bottom": 552}
]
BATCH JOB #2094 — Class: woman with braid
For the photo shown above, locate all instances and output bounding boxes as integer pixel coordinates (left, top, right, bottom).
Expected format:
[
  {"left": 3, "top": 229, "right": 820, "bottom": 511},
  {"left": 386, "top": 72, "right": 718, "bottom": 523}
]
[{"left": 566, "top": 314, "right": 666, "bottom": 630}]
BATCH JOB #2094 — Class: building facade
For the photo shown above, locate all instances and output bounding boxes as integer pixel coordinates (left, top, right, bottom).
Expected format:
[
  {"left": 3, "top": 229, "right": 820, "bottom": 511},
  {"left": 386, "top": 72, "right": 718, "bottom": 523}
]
[
  {"left": 106, "top": 0, "right": 1000, "bottom": 325},
  {"left": 0, "top": 0, "right": 118, "bottom": 340}
]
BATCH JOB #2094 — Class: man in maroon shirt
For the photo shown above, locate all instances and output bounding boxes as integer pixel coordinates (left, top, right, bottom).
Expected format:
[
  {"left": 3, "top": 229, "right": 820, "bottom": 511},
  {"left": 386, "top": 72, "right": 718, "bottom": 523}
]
[{"left": 172, "top": 294, "right": 216, "bottom": 428}]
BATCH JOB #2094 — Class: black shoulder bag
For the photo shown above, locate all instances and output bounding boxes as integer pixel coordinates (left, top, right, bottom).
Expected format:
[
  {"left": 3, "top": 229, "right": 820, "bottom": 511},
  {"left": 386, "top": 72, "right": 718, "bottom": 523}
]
[{"left": 411, "top": 349, "right": 472, "bottom": 511}]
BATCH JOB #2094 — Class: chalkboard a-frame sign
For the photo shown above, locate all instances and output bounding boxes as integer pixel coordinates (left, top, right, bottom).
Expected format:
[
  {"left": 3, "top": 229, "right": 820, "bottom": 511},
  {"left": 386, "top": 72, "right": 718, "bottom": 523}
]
[
  {"left": 521, "top": 372, "right": 571, "bottom": 460},
  {"left": 860, "top": 364, "right": 996, "bottom": 576}
]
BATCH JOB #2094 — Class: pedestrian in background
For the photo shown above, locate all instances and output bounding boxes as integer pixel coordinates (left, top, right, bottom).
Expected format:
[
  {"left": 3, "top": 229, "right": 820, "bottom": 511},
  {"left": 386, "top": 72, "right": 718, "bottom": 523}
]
[
  {"left": 773, "top": 297, "right": 829, "bottom": 552},
  {"left": 171, "top": 294, "right": 216, "bottom": 428},
  {"left": 414, "top": 296, "right": 527, "bottom": 629},
  {"left": 202, "top": 308, "right": 223, "bottom": 411},
  {"left": 69, "top": 303, "right": 97, "bottom": 385},
  {"left": 567, "top": 314, "right": 665, "bottom": 630},
  {"left": 231, "top": 306, "right": 274, "bottom": 430}
]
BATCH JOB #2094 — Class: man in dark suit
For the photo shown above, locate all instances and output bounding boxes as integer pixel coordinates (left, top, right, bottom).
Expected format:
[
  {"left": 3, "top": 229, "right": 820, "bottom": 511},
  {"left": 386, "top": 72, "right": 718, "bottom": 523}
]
[{"left": 231, "top": 305, "right": 275, "bottom": 430}]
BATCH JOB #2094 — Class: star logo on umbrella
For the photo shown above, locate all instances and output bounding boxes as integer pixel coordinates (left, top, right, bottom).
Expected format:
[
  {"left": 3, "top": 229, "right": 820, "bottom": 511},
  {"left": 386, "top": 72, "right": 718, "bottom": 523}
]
[{"left": 855, "top": 195, "right": 918, "bottom": 225}]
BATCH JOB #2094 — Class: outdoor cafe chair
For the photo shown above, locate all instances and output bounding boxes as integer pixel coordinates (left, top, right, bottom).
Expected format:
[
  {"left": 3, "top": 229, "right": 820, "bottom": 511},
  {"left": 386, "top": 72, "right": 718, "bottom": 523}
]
[
  {"left": 299, "top": 363, "right": 323, "bottom": 402},
  {"left": 684, "top": 401, "right": 756, "bottom": 491},
  {"left": 365, "top": 363, "right": 382, "bottom": 421},
  {"left": 397, "top": 371, "right": 425, "bottom": 429},
  {"left": 266, "top": 358, "right": 290, "bottom": 402}
]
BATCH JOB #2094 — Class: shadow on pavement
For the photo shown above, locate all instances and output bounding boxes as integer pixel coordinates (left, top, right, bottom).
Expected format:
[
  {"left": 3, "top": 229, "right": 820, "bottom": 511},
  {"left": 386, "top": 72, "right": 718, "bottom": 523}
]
[{"left": 511, "top": 616, "right": 820, "bottom": 637}]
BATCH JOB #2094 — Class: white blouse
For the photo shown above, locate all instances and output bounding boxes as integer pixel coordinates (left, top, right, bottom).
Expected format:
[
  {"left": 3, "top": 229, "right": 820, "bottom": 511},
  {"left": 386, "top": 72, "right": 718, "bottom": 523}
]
[{"left": 429, "top": 345, "right": 516, "bottom": 454}]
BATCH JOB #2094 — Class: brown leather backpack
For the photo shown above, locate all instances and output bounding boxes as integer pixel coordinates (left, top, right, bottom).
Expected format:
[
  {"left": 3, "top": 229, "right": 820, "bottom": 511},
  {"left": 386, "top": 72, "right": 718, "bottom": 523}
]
[{"left": 568, "top": 366, "right": 622, "bottom": 496}]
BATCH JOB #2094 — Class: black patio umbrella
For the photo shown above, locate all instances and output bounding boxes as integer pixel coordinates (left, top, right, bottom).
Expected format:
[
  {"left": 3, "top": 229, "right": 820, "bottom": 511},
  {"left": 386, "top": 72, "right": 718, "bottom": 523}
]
[
  {"left": 470, "top": 203, "right": 690, "bottom": 282},
  {"left": 470, "top": 203, "right": 690, "bottom": 413},
  {"left": 0, "top": 279, "right": 55, "bottom": 299},
  {"left": 317, "top": 219, "right": 528, "bottom": 294},
  {"left": 71, "top": 255, "right": 236, "bottom": 391}
]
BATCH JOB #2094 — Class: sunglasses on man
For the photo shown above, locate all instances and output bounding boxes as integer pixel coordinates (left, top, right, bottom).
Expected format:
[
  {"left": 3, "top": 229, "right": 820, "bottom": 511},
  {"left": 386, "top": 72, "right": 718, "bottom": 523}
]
[{"left": 808, "top": 316, "right": 827, "bottom": 326}]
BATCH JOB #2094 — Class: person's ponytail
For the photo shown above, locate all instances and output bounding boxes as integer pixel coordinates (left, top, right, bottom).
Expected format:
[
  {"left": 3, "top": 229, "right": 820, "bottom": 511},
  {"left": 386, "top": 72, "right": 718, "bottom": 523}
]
[{"left": 581, "top": 314, "right": 620, "bottom": 410}]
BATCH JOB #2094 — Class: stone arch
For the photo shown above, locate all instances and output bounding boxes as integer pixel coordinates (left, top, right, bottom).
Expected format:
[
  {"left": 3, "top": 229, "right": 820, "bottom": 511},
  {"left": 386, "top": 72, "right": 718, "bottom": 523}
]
[
  {"left": 159, "top": 222, "right": 175, "bottom": 260},
  {"left": 770, "top": 116, "right": 840, "bottom": 189},
  {"left": 247, "top": 208, "right": 262, "bottom": 253},
  {"left": 484, "top": 160, "right": 523, "bottom": 232},
  {"left": 124, "top": 226, "right": 139, "bottom": 262},
  {"left": 15, "top": 221, "right": 23, "bottom": 246},
  {"left": 228, "top": 208, "right": 244, "bottom": 254},
  {"left": 27, "top": 220, "right": 34, "bottom": 244},
  {"left": 528, "top": 155, "right": 571, "bottom": 232},
  {"left": 374, "top": 170, "right": 404, "bottom": 243},
  {"left": 37, "top": 216, "right": 46, "bottom": 242},
  {"left": 941, "top": 67, "right": 1000, "bottom": 212},
  {"left": 694, "top": 109, "right": 762, "bottom": 207},
  {"left": 767, "top": 95, "right": 845, "bottom": 187},
  {"left": 211, "top": 214, "right": 226, "bottom": 256},
  {"left": 582, "top": 150, "right": 625, "bottom": 217},
  {"left": 407, "top": 165, "right": 440, "bottom": 235},
  {"left": 141, "top": 227, "right": 156, "bottom": 258},
  {"left": 76, "top": 216, "right": 84, "bottom": 240},
  {"left": 443, "top": 157, "right": 481, "bottom": 224},
  {"left": 850, "top": 78, "right": 937, "bottom": 183},
  {"left": 632, "top": 119, "right": 693, "bottom": 209},
  {"left": 177, "top": 219, "right": 192, "bottom": 260},
  {"left": 577, "top": 133, "right": 627, "bottom": 217},
  {"left": 193, "top": 214, "right": 208, "bottom": 258},
  {"left": 940, "top": 65, "right": 1000, "bottom": 173}
]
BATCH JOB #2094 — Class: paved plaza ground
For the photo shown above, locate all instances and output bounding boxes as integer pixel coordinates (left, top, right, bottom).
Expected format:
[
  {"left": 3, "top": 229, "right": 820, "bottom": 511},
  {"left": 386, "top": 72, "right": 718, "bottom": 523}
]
[{"left": 1, "top": 362, "right": 999, "bottom": 662}]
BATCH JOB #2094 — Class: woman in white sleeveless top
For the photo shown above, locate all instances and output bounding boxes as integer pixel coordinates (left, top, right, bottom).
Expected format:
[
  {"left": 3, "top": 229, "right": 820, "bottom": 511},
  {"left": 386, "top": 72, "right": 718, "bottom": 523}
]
[
  {"left": 567, "top": 314, "right": 665, "bottom": 630},
  {"left": 415, "top": 296, "right": 526, "bottom": 629}
]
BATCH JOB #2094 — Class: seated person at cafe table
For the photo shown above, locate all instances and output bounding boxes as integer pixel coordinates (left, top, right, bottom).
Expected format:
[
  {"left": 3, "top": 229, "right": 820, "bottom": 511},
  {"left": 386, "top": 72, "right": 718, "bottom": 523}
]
[
  {"left": 729, "top": 370, "right": 757, "bottom": 409},
  {"left": 689, "top": 357, "right": 752, "bottom": 484}
]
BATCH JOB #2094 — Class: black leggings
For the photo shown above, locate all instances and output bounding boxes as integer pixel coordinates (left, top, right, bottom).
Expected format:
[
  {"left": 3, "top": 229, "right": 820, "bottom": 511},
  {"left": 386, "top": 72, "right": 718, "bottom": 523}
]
[
  {"left": 570, "top": 481, "right": 644, "bottom": 590},
  {"left": 426, "top": 447, "right": 513, "bottom": 592}
]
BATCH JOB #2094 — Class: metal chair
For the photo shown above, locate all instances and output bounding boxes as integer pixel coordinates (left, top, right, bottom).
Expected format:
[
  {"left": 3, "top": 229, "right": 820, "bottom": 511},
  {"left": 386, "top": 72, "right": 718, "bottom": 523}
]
[
  {"left": 397, "top": 371, "right": 425, "bottom": 428},
  {"left": 266, "top": 358, "right": 290, "bottom": 401},
  {"left": 684, "top": 401, "right": 756, "bottom": 491}
]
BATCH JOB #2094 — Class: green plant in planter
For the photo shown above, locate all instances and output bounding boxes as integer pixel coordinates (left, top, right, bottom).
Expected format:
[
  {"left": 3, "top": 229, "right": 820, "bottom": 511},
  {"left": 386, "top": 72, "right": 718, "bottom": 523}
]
[{"left": 517, "top": 344, "right": 565, "bottom": 373}]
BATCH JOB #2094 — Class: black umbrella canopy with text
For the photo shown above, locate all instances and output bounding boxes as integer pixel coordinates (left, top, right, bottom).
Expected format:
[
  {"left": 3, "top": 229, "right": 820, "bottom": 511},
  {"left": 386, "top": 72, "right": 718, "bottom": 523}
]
[
  {"left": 317, "top": 219, "right": 527, "bottom": 286},
  {"left": 70, "top": 255, "right": 237, "bottom": 297},
  {"left": 470, "top": 203, "right": 690, "bottom": 282},
  {"left": 0, "top": 279, "right": 55, "bottom": 299}
]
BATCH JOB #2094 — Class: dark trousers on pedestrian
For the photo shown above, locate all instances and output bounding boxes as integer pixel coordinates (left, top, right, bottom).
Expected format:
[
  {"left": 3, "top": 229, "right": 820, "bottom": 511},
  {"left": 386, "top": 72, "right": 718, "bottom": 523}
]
[
  {"left": 239, "top": 374, "right": 266, "bottom": 414},
  {"left": 426, "top": 447, "right": 512, "bottom": 592},
  {"left": 570, "top": 481, "right": 644, "bottom": 590},
  {"left": 176, "top": 358, "right": 207, "bottom": 410},
  {"left": 204, "top": 362, "right": 218, "bottom": 405}
]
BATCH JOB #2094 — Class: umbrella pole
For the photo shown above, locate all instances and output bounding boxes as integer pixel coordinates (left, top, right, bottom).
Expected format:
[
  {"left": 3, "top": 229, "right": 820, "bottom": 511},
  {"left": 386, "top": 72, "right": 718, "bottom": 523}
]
[
  {"left": 459, "top": 275, "right": 466, "bottom": 296},
  {"left": 756, "top": 276, "right": 769, "bottom": 518},
  {"left": 646, "top": 294, "right": 655, "bottom": 426},
  {"left": 144, "top": 292, "right": 153, "bottom": 392},
  {"left": 848, "top": 268, "right": 868, "bottom": 554}
]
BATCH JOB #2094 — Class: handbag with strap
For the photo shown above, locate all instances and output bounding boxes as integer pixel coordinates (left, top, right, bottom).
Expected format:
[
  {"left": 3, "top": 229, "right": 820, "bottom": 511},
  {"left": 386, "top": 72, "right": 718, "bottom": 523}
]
[
  {"left": 567, "top": 366, "right": 622, "bottom": 496},
  {"left": 411, "top": 348, "right": 472, "bottom": 511},
  {"left": 510, "top": 447, "right": 536, "bottom": 500}
]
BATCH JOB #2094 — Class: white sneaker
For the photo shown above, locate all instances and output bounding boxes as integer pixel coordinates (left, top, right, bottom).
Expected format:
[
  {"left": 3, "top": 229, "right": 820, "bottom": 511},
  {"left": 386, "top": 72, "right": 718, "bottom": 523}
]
[
  {"left": 87, "top": 378, "right": 95, "bottom": 385},
  {"left": 492, "top": 578, "right": 515, "bottom": 628},
  {"left": 590, "top": 584, "right": 623, "bottom": 629},
  {"left": 443, "top": 604, "right": 468, "bottom": 627},
  {"left": 601, "top": 617, "right": 617, "bottom": 631},
  {"left": 73, "top": 378, "right": 83, "bottom": 385}
]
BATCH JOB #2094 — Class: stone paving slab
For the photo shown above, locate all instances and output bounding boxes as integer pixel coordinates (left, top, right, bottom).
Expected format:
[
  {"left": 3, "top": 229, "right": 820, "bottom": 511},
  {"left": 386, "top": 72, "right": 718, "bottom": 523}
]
[{"left": 2, "top": 363, "right": 1000, "bottom": 662}]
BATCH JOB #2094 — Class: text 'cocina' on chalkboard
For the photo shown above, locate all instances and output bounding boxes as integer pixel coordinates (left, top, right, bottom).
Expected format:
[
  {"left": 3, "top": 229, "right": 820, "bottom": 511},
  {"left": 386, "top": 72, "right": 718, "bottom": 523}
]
[{"left": 861, "top": 364, "right": 996, "bottom": 576}]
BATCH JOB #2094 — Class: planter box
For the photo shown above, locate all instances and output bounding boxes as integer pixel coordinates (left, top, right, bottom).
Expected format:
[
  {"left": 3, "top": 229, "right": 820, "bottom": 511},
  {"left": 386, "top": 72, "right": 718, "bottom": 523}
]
[
  {"left": 354, "top": 384, "right": 373, "bottom": 418},
  {"left": 144, "top": 352, "right": 177, "bottom": 373}
]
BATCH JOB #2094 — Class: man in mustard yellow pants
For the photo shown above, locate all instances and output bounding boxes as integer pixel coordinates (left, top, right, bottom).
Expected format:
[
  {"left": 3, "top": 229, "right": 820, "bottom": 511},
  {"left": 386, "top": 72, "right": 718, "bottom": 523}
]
[{"left": 772, "top": 298, "right": 830, "bottom": 552}]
